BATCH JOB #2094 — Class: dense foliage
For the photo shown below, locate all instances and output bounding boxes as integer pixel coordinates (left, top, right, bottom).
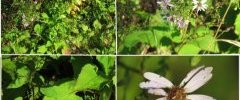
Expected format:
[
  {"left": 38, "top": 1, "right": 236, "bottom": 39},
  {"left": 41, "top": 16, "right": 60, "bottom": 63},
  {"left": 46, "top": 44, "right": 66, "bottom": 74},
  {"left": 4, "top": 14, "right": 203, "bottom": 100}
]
[
  {"left": 2, "top": 0, "right": 115, "bottom": 54},
  {"left": 2, "top": 56, "right": 115, "bottom": 100},
  {"left": 118, "top": 0, "right": 240, "bottom": 54}
]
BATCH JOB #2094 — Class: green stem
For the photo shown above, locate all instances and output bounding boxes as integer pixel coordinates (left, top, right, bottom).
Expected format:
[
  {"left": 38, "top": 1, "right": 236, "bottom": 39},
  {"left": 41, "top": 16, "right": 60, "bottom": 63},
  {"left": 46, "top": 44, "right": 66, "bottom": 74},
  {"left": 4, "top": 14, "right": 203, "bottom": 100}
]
[
  {"left": 214, "top": 2, "right": 232, "bottom": 38},
  {"left": 204, "top": 2, "right": 232, "bottom": 54}
]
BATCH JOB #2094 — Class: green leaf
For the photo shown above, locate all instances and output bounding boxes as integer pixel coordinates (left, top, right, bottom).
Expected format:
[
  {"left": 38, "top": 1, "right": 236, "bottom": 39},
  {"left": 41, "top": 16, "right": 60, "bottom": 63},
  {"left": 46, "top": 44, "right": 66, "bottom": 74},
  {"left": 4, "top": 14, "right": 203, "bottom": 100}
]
[
  {"left": 81, "top": 24, "right": 89, "bottom": 32},
  {"left": 100, "top": 86, "right": 112, "bottom": 100},
  {"left": 74, "top": 64, "right": 107, "bottom": 91},
  {"left": 41, "top": 80, "right": 81, "bottom": 100},
  {"left": 196, "top": 26, "right": 212, "bottom": 36},
  {"left": 34, "top": 24, "right": 43, "bottom": 34},
  {"left": 234, "top": 14, "right": 240, "bottom": 35},
  {"left": 43, "top": 94, "right": 82, "bottom": 100},
  {"left": 178, "top": 44, "right": 201, "bottom": 54},
  {"left": 112, "top": 75, "right": 116, "bottom": 85},
  {"left": 14, "top": 97, "right": 23, "bottom": 100},
  {"left": 2, "top": 59, "right": 17, "bottom": 80},
  {"left": 191, "top": 35, "right": 219, "bottom": 53},
  {"left": 123, "top": 29, "right": 162, "bottom": 48},
  {"left": 123, "top": 31, "right": 147, "bottom": 48},
  {"left": 37, "top": 45, "right": 47, "bottom": 54},
  {"left": 190, "top": 56, "right": 202, "bottom": 67},
  {"left": 13, "top": 46, "right": 27, "bottom": 54},
  {"left": 96, "top": 56, "right": 115, "bottom": 75},
  {"left": 41, "top": 12, "right": 49, "bottom": 19},
  {"left": 7, "top": 66, "right": 30, "bottom": 88},
  {"left": 93, "top": 20, "right": 102, "bottom": 29}
]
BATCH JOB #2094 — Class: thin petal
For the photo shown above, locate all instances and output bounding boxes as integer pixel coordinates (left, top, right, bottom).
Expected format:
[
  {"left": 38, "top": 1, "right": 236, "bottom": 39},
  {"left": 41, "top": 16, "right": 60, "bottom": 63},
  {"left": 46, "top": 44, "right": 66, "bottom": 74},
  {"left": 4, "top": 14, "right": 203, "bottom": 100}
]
[
  {"left": 187, "top": 94, "right": 215, "bottom": 100},
  {"left": 139, "top": 81, "right": 165, "bottom": 89},
  {"left": 183, "top": 67, "right": 213, "bottom": 93},
  {"left": 148, "top": 89, "right": 167, "bottom": 96},
  {"left": 156, "top": 97, "right": 167, "bottom": 100},
  {"left": 179, "top": 66, "right": 204, "bottom": 87},
  {"left": 193, "top": 5, "right": 198, "bottom": 10},
  {"left": 144, "top": 72, "right": 173, "bottom": 88}
]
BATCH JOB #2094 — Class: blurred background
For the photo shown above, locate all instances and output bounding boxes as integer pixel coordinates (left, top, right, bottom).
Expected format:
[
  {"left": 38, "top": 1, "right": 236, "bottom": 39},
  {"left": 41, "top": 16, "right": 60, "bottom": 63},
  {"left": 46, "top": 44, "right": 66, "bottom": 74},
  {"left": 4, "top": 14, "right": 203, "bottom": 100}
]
[{"left": 117, "top": 56, "right": 239, "bottom": 100}]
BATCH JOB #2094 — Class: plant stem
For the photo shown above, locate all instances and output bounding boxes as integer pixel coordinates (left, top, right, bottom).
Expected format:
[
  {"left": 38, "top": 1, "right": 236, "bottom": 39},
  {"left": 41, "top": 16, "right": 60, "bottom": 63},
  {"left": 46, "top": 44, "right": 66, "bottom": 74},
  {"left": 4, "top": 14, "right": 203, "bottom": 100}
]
[
  {"left": 204, "top": 2, "right": 232, "bottom": 54},
  {"left": 214, "top": 2, "right": 232, "bottom": 38}
]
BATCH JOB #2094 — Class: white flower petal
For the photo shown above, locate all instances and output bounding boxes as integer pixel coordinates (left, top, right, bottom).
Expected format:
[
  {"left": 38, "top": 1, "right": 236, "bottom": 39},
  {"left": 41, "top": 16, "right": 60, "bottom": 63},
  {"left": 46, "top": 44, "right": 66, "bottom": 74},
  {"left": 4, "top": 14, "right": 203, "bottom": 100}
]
[
  {"left": 144, "top": 72, "right": 173, "bottom": 88},
  {"left": 139, "top": 81, "right": 166, "bottom": 89},
  {"left": 179, "top": 66, "right": 204, "bottom": 87},
  {"left": 148, "top": 89, "right": 167, "bottom": 96},
  {"left": 187, "top": 94, "right": 215, "bottom": 100},
  {"left": 193, "top": 0, "right": 198, "bottom": 4},
  {"left": 202, "top": 4, "right": 208, "bottom": 9},
  {"left": 157, "top": 1, "right": 162, "bottom": 4},
  {"left": 156, "top": 97, "right": 167, "bottom": 100},
  {"left": 201, "top": 0, "right": 207, "bottom": 4},
  {"left": 193, "top": 5, "right": 198, "bottom": 10},
  {"left": 183, "top": 67, "right": 213, "bottom": 93}
]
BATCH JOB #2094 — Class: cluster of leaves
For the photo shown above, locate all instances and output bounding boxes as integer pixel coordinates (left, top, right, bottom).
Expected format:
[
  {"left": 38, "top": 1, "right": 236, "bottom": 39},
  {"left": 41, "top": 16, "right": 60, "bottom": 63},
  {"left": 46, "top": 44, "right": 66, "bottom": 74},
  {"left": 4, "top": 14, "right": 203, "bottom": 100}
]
[
  {"left": 2, "top": 56, "right": 115, "bottom": 100},
  {"left": 2, "top": 0, "right": 115, "bottom": 54},
  {"left": 118, "top": 0, "right": 240, "bottom": 54}
]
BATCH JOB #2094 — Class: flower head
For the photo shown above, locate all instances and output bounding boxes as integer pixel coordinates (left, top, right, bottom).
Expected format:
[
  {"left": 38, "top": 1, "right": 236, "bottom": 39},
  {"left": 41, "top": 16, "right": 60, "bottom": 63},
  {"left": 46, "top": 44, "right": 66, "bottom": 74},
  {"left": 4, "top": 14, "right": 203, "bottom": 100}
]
[
  {"left": 166, "top": 15, "right": 189, "bottom": 29},
  {"left": 139, "top": 66, "right": 215, "bottom": 100},
  {"left": 157, "top": 0, "right": 174, "bottom": 10},
  {"left": 193, "top": 0, "right": 208, "bottom": 13}
]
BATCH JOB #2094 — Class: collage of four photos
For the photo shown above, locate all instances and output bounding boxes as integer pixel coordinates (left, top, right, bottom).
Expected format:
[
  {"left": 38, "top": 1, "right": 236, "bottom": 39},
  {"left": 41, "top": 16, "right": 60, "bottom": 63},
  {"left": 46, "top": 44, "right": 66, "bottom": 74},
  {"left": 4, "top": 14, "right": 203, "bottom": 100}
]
[{"left": 1, "top": 0, "right": 240, "bottom": 100}]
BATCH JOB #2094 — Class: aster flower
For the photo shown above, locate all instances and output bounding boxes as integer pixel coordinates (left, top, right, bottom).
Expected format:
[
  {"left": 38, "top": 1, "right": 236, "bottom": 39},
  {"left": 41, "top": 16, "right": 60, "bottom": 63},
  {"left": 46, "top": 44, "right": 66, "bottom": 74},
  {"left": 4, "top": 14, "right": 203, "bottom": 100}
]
[
  {"left": 139, "top": 66, "right": 215, "bottom": 100},
  {"left": 22, "top": 14, "right": 29, "bottom": 27},
  {"left": 166, "top": 15, "right": 188, "bottom": 29},
  {"left": 192, "top": 0, "right": 208, "bottom": 13},
  {"left": 176, "top": 17, "right": 189, "bottom": 29},
  {"left": 157, "top": 0, "right": 174, "bottom": 10}
]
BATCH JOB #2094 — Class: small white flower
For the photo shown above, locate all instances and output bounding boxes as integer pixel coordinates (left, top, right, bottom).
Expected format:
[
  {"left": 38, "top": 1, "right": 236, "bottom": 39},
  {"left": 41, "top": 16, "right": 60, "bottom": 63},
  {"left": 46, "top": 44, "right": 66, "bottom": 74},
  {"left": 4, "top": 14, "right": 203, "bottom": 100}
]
[
  {"left": 157, "top": 0, "right": 174, "bottom": 10},
  {"left": 192, "top": 0, "right": 208, "bottom": 13},
  {"left": 139, "top": 66, "right": 215, "bottom": 100},
  {"left": 22, "top": 14, "right": 29, "bottom": 27}
]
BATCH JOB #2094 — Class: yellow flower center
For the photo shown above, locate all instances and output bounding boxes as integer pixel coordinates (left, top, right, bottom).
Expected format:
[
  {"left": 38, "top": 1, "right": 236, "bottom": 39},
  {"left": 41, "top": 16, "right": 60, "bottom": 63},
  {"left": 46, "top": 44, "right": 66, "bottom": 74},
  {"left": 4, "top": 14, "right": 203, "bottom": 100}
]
[{"left": 167, "top": 86, "right": 186, "bottom": 100}]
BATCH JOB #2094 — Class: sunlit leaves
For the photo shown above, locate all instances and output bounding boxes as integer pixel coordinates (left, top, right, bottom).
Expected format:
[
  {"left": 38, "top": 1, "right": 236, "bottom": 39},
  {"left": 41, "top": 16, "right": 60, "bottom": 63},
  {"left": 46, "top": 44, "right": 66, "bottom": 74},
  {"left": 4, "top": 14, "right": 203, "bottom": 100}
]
[
  {"left": 192, "top": 35, "right": 219, "bottom": 53},
  {"left": 34, "top": 24, "right": 43, "bottom": 34},
  {"left": 97, "top": 56, "right": 115, "bottom": 76},
  {"left": 41, "top": 81, "right": 82, "bottom": 100},
  {"left": 75, "top": 64, "right": 107, "bottom": 91},
  {"left": 2, "top": 0, "right": 115, "bottom": 54},
  {"left": 7, "top": 66, "right": 30, "bottom": 88},
  {"left": 235, "top": 14, "right": 240, "bottom": 36},
  {"left": 37, "top": 45, "right": 48, "bottom": 54},
  {"left": 93, "top": 20, "right": 102, "bottom": 29},
  {"left": 178, "top": 44, "right": 201, "bottom": 54},
  {"left": 2, "top": 59, "right": 17, "bottom": 80}
]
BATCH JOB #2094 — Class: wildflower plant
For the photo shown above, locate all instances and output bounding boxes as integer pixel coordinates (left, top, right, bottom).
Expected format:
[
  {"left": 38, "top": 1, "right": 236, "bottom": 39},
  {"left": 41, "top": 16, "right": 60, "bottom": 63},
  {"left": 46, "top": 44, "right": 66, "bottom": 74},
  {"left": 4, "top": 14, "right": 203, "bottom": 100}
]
[
  {"left": 118, "top": 0, "right": 240, "bottom": 54},
  {"left": 140, "top": 66, "right": 215, "bottom": 100}
]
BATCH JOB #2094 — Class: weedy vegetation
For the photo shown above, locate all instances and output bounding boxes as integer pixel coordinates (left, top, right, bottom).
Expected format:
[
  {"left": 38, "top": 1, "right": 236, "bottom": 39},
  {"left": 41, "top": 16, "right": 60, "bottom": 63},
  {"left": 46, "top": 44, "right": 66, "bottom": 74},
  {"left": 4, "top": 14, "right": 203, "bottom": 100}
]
[
  {"left": 2, "top": 0, "right": 115, "bottom": 54},
  {"left": 117, "top": 0, "right": 240, "bottom": 54}
]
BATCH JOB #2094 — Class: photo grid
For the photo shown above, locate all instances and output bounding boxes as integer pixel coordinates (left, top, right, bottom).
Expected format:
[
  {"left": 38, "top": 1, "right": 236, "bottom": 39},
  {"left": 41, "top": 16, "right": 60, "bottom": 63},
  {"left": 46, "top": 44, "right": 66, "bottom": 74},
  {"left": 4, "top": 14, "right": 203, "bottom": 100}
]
[{"left": 1, "top": 0, "right": 240, "bottom": 100}]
